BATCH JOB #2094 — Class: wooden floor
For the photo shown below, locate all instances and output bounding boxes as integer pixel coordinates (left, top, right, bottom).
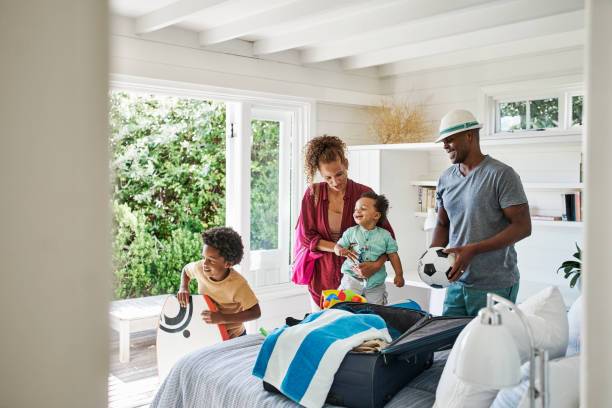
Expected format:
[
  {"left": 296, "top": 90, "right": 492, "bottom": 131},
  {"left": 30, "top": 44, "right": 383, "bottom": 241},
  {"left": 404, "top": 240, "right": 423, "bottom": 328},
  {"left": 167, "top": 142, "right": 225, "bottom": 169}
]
[{"left": 109, "top": 330, "right": 159, "bottom": 408}]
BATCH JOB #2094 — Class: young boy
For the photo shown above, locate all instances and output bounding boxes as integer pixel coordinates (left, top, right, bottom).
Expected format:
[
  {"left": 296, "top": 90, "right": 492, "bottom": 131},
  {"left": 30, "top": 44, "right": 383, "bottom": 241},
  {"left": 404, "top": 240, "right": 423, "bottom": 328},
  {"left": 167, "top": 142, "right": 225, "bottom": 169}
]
[
  {"left": 334, "top": 192, "right": 405, "bottom": 305},
  {"left": 177, "top": 226, "right": 261, "bottom": 338}
]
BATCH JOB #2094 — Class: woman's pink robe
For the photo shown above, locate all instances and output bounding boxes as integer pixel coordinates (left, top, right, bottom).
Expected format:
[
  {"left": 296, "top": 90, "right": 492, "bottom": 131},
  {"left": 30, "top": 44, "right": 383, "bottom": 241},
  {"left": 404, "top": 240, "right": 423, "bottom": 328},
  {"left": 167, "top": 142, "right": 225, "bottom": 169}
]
[{"left": 298, "top": 179, "right": 395, "bottom": 305}]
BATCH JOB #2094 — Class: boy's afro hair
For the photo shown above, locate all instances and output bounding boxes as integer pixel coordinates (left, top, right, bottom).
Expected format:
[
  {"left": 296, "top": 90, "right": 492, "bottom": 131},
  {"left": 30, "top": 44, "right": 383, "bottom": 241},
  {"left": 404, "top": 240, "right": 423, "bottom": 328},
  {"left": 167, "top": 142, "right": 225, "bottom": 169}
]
[{"left": 201, "top": 226, "right": 244, "bottom": 265}]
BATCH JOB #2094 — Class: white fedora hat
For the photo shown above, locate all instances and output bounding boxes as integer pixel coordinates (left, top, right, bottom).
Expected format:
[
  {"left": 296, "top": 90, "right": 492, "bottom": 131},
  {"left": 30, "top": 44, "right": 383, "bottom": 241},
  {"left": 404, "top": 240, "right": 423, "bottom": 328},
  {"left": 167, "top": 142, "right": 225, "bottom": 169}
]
[{"left": 435, "top": 109, "right": 483, "bottom": 143}]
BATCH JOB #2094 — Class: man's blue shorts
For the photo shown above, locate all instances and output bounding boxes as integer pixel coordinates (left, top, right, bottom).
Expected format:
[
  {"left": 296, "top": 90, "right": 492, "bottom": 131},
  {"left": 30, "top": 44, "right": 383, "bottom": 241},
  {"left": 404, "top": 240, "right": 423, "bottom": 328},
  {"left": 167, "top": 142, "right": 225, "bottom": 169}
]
[{"left": 442, "top": 281, "right": 520, "bottom": 316}]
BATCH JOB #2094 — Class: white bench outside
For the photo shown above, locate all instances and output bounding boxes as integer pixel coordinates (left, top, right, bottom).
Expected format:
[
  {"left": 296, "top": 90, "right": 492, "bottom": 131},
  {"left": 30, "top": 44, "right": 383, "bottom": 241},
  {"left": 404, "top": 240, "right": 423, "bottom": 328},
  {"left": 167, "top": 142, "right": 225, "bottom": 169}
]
[{"left": 109, "top": 294, "right": 168, "bottom": 363}]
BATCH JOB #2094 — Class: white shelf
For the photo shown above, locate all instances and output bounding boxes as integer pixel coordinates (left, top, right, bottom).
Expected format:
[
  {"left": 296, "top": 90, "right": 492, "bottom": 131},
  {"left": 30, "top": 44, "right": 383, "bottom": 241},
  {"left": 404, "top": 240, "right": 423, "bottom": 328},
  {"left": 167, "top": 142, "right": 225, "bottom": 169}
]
[
  {"left": 532, "top": 220, "right": 583, "bottom": 228},
  {"left": 411, "top": 180, "right": 437, "bottom": 187},
  {"left": 414, "top": 211, "right": 583, "bottom": 228},
  {"left": 347, "top": 132, "right": 582, "bottom": 152},
  {"left": 410, "top": 181, "right": 583, "bottom": 191},
  {"left": 523, "top": 183, "right": 583, "bottom": 191}
]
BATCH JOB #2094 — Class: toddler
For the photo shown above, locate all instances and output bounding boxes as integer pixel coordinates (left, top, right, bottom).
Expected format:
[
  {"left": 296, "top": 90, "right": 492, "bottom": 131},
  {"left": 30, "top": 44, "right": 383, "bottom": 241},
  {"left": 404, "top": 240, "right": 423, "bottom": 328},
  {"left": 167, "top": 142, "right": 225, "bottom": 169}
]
[{"left": 334, "top": 192, "right": 404, "bottom": 305}]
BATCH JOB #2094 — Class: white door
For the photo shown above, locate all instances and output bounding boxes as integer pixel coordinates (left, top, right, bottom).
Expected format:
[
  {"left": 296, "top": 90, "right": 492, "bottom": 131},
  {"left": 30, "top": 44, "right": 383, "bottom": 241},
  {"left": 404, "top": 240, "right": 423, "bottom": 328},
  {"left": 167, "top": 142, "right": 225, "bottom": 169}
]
[
  {"left": 249, "top": 109, "right": 292, "bottom": 286},
  {"left": 225, "top": 103, "right": 293, "bottom": 287}
]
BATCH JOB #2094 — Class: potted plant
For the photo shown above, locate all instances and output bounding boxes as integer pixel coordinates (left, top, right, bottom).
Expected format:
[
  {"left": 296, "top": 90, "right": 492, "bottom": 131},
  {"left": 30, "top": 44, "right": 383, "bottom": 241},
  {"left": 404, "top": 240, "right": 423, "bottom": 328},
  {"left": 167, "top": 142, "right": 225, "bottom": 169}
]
[{"left": 557, "top": 242, "right": 582, "bottom": 288}]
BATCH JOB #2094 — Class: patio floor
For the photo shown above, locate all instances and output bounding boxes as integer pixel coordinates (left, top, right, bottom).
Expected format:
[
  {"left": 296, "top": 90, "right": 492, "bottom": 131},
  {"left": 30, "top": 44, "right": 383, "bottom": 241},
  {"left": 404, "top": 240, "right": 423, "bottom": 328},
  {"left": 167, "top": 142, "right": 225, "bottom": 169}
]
[{"left": 109, "top": 330, "right": 159, "bottom": 408}]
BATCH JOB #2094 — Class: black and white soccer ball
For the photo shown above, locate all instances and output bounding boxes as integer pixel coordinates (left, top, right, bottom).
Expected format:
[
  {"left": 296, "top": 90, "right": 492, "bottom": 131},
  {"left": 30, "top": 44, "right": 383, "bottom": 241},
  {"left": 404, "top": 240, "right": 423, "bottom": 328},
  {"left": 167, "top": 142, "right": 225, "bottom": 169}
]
[{"left": 417, "top": 247, "right": 456, "bottom": 288}]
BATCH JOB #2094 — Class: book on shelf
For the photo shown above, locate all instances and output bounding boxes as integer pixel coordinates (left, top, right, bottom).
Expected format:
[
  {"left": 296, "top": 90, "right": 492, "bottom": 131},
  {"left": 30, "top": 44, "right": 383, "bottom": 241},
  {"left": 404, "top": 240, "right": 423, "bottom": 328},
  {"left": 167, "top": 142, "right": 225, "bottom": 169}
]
[
  {"left": 417, "top": 186, "right": 437, "bottom": 212},
  {"left": 560, "top": 192, "right": 582, "bottom": 222}
]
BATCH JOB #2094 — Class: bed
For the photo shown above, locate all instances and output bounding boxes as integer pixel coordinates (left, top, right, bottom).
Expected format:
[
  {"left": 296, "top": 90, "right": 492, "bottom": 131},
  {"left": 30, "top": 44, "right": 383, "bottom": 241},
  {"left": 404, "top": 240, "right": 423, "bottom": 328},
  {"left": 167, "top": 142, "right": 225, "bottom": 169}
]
[{"left": 151, "top": 334, "right": 449, "bottom": 408}]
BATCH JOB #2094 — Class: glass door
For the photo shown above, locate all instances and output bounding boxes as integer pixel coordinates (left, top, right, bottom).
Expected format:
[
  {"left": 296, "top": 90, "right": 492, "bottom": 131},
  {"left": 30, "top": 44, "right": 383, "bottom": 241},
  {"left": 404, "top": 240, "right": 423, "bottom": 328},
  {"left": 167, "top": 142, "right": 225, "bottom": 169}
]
[{"left": 249, "top": 110, "right": 292, "bottom": 286}]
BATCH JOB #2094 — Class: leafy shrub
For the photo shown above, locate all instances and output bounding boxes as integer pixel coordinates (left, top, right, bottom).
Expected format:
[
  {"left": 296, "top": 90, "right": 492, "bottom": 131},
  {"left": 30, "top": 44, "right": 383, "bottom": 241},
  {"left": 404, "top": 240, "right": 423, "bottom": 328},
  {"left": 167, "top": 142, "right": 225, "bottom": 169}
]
[{"left": 109, "top": 92, "right": 226, "bottom": 299}]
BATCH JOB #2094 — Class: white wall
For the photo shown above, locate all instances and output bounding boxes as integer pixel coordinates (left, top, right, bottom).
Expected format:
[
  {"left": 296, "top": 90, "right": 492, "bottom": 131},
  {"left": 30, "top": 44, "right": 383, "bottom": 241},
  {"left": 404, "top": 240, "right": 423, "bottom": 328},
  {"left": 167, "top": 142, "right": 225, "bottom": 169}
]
[
  {"left": 317, "top": 102, "right": 377, "bottom": 145},
  {"left": 583, "top": 0, "right": 612, "bottom": 404},
  {"left": 0, "top": 1, "right": 109, "bottom": 407}
]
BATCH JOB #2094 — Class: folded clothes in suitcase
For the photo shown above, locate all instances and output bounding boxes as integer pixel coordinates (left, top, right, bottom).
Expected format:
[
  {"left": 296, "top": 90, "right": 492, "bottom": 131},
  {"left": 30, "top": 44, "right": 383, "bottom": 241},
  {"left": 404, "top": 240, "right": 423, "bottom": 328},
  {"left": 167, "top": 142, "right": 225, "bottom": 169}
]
[{"left": 263, "top": 302, "right": 472, "bottom": 408}]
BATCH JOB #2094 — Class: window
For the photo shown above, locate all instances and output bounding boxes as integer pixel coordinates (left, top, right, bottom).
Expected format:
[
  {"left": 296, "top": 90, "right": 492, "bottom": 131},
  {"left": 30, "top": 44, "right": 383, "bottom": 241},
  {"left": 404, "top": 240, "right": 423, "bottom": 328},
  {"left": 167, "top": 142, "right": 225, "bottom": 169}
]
[
  {"left": 247, "top": 111, "right": 292, "bottom": 287},
  {"left": 571, "top": 95, "right": 584, "bottom": 127},
  {"left": 250, "top": 120, "right": 281, "bottom": 251},
  {"left": 497, "top": 97, "right": 559, "bottom": 132},
  {"left": 110, "top": 79, "right": 311, "bottom": 293},
  {"left": 486, "top": 84, "right": 584, "bottom": 136}
]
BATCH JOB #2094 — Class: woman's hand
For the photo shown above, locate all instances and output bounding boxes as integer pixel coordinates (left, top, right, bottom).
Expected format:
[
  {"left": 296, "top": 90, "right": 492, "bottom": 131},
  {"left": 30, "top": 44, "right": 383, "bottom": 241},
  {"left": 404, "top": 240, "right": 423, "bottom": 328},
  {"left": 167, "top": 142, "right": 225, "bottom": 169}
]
[
  {"left": 351, "top": 252, "right": 387, "bottom": 278},
  {"left": 351, "top": 262, "right": 379, "bottom": 279},
  {"left": 334, "top": 244, "right": 359, "bottom": 263}
]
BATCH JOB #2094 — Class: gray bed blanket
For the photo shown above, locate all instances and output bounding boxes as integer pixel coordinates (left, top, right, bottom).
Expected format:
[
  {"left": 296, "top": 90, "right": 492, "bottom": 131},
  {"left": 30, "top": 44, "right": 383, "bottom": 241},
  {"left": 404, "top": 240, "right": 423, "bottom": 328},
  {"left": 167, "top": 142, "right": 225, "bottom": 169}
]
[{"left": 151, "top": 334, "right": 447, "bottom": 408}]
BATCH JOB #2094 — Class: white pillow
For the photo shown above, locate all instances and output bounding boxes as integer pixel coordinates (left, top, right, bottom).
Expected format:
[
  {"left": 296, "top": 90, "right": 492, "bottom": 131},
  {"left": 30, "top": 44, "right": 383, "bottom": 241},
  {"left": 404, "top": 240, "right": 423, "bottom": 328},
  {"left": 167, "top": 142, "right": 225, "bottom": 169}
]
[
  {"left": 435, "top": 286, "right": 569, "bottom": 408},
  {"left": 491, "top": 354, "right": 580, "bottom": 408},
  {"left": 496, "top": 286, "right": 569, "bottom": 362}
]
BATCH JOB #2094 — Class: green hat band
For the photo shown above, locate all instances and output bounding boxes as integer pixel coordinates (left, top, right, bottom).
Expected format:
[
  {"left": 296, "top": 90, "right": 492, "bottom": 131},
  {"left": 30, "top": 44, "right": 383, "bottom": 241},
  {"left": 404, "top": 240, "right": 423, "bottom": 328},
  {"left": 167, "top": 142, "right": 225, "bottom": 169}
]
[{"left": 440, "top": 121, "right": 479, "bottom": 136}]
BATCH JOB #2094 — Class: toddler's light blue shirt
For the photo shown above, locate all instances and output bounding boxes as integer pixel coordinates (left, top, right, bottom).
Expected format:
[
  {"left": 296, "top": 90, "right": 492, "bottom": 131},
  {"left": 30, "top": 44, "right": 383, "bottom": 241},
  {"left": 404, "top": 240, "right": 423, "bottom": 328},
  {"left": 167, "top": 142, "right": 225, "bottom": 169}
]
[{"left": 337, "top": 225, "right": 398, "bottom": 289}]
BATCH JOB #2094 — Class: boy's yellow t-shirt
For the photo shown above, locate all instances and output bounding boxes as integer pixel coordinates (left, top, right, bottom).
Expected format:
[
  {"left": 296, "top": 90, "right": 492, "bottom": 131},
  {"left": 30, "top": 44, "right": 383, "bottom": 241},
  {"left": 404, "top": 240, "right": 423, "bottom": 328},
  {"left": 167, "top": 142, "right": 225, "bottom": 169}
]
[{"left": 184, "top": 261, "right": 258, "bottom": 338}]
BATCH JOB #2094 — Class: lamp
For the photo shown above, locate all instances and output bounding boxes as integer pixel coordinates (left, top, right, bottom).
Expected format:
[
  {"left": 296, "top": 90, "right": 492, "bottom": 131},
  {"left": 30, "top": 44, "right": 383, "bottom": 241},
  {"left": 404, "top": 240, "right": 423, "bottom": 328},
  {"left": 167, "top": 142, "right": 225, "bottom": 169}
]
[
  {"left": 454, "top": 293, "right": 549, "bottom": 408},
  {"left": 423, "top": 208, "right": 437, "bottom": 246}
]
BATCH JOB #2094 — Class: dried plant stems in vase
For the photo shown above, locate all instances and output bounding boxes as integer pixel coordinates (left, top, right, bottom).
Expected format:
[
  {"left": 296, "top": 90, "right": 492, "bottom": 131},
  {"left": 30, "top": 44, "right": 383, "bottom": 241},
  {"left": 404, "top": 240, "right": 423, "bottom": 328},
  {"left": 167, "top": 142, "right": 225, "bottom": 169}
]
[{"left": 367, "top": 99, "right": 431, "bottom": 144}]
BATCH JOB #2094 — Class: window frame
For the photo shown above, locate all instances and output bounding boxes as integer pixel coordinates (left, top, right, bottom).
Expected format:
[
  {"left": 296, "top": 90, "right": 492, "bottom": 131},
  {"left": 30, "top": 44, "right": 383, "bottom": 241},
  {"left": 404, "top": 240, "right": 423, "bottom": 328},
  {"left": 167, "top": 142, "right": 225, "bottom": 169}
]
[
  {"left": 109, "top": 74, "right": 314, "bottom": 289},
  {"left": 495, "top": 94, "right": 563, "bottom": 132},
  {"left": 480, "top": 79, "right": 583, "bottom": 139},
  {"left": 566, "top": 91, "right": 585, "bottom": 129},
  {"left": 248, "top": 109, "right": 292, "bottom": 286}
]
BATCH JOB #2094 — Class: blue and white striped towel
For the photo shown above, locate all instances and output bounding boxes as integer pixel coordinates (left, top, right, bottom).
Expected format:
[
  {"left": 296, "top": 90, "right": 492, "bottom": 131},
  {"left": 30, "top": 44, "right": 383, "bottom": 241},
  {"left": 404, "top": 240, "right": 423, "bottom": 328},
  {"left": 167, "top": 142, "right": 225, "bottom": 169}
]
[{"left": 252, "top": 308, "right": 391, "bottom": 408}]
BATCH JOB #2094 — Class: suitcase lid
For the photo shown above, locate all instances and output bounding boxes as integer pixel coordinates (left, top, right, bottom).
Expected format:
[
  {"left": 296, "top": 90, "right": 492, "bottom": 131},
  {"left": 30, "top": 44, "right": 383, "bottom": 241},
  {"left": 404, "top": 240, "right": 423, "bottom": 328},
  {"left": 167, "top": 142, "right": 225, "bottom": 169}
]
[
  {"left": 381, "top": 316, "right": 473, "bottom": 356},
  {"left": 330, "top": 302, "right": 429, "bottom": 335}
]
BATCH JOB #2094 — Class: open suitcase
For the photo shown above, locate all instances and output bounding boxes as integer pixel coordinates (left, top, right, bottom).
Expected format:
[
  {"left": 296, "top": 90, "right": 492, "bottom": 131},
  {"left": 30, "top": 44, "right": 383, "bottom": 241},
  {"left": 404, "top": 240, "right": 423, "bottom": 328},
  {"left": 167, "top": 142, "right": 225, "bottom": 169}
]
[{"left": 263, "top": 302, "right": 472, "bottom": 408}]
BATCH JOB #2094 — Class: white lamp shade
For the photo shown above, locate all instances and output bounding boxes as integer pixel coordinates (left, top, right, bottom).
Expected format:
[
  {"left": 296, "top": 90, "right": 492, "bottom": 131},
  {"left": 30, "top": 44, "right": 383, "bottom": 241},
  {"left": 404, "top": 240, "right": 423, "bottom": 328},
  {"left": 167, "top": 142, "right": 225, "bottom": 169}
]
[
  {"left": 423, "top": 208, "right": 437, "bottom": 231},
  {"left": 454, "top": 322, "right": 522, "bottom": 389}
]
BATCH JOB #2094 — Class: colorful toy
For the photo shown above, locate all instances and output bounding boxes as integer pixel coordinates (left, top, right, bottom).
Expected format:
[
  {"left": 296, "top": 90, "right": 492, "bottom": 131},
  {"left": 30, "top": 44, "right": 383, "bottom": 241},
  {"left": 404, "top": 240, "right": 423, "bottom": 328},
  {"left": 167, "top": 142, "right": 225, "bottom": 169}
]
[{"left": 321, "top": 289, "right": 367, "bottom": 308}]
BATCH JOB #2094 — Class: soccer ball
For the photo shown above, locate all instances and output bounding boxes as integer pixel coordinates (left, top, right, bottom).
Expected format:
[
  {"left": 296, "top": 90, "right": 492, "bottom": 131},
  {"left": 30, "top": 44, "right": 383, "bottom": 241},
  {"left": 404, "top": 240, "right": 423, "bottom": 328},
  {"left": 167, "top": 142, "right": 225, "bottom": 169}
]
[{"left": 417, "top": 247, "right": 456, "bottom": 288}]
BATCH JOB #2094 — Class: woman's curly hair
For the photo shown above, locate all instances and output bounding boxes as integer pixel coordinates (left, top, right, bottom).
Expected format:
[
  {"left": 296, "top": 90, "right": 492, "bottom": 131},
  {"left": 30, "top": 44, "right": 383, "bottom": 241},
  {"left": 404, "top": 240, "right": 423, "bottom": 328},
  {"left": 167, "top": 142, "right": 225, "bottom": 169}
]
[
  {"left": 303, "top": 135, "right": 348, "bottom": 194},
  {"left": 201, "top": 226, "right": 244, "bottom": 265}
]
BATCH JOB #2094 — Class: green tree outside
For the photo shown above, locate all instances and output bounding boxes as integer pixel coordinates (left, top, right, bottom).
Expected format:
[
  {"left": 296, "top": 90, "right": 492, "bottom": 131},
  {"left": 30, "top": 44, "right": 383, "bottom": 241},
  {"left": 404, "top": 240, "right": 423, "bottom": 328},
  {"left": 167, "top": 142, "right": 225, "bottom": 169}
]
[
  {"left": 250, "top": 120, "right": 280, "bottom": 251},
  {"left": 109, "top": 92, "right": 226, "bottom": 298}
]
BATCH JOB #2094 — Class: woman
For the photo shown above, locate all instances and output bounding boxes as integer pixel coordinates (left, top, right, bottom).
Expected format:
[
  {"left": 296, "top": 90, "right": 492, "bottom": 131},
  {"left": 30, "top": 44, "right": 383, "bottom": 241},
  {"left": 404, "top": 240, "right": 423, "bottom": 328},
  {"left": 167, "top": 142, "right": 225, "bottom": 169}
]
[{"left": 297, "top": 135, "right": 394, "bottom": 307}]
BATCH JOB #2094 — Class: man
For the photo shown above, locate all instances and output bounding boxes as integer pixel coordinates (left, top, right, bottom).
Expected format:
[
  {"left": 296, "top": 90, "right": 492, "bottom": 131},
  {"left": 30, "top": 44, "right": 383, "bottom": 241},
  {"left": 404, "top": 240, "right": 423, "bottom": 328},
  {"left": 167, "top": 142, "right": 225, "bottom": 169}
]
[{"left": 431, "top": 109, "right": 532, "bottom": 316}]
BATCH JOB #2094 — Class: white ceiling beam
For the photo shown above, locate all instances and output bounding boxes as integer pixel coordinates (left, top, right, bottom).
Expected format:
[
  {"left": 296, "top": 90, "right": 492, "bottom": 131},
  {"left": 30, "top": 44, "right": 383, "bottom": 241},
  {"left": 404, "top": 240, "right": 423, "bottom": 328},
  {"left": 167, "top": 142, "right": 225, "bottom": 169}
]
[
  {"left": 199, "top": 0, "right": 372, "bottom": 46},
  {"left": 378, "top": 30, "right": 585, "bottom": 76},
  {"left": 253, "top": 0, "right": 500, "bottom": 55},
  {"left": 135, "top": 0, "right": 227, "bottom": 34},
  {"left": 301, "top": 0, "right": 584, "bottom": 64},
  {"left": 343, "top": 10, "right": 584, "bottom": 70}
]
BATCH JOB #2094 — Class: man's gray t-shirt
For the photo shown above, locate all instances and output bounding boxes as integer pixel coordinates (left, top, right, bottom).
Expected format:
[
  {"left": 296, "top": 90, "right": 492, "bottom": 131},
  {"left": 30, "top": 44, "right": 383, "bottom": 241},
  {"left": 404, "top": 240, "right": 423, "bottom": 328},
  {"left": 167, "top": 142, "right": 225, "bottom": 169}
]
[{"left": 435, "top": 155, "right": 528, "bottom": 290}]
